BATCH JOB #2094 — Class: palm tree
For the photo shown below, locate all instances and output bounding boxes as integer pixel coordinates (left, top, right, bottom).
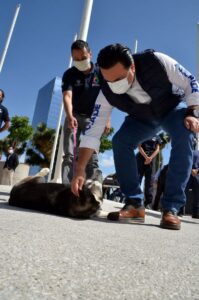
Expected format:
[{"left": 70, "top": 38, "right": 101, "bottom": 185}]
[{"left": 25, "top": 123, "right": 55, "bottom": 168}]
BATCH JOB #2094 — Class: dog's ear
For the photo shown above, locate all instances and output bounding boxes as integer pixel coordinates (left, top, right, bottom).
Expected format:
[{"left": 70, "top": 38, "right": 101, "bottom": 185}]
[{"left": 84, "top": 180, "right": 103, "bottom": 203}]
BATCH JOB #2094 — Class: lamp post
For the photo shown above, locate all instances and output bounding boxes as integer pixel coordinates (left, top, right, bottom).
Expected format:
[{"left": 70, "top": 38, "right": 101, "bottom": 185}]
[
  {"left": 50, "top": 0, "right": 94, "bottom": 182},
  {"left": 0, "top": 4, "right": 21, "bottom": 73},
  {"left": 196, "top": 23, "right": 199, "bottom": 150}
]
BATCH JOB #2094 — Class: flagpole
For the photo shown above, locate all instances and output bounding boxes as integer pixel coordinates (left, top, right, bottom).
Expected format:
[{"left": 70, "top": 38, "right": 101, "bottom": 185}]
[
  {"left": 48, "top": 34, "right": 77, "bottom": 182},
  {"left": 0, "top": 4, "right": 21, "bottom": 73},
  {"left": 134, "top": 39, "right": 138, "bottom": 54},
  {"left": 196, "top": 23, "right": 199, "bottom": 150},
  {"left": 51, "top": 0, "right": 94, "bottom": 182}
]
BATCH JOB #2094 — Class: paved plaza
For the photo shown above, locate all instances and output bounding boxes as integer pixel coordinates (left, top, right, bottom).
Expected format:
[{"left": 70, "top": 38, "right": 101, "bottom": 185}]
[{"left": 0, "top": 185, "right": 199, "bottom": 300}]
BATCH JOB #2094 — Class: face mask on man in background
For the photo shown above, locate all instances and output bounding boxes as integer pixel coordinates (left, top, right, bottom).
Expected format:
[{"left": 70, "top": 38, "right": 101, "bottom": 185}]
[
  {"left": 8, "top": 149, "right": 14, "bottom": 154},
  {"left": 73, "top": 58, "right": 91, "bottom": 72}
]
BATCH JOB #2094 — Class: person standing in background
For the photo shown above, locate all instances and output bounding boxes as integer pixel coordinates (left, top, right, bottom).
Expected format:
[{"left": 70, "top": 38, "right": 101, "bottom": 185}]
[
  {"left": 136, "top": 136, "right": 161, "bottom": 208},
  {"left": 61, "top": 40, "right": 110, "bottom": 184},
  {"left": 186, "top": 149, "right": 199, "bottom": 219},
  {"left": 0, "top": 89, "right": 10, "bottom": 133},
  {"left": 1, "top": 146, "right": 19, "bottom": 186}
]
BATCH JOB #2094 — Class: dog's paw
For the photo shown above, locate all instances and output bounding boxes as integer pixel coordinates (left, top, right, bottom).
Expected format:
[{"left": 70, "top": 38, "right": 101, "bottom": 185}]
[
  {"left": 91, "top": 209, "right": 109, "bottom": 219},
  {"left": 35, "top": 168, "right": 50, "bottom": 177}
]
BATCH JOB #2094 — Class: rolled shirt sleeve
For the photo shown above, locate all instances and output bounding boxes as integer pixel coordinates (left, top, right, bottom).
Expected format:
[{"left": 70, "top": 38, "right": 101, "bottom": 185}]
[
  {"left": 155, "top": 52, "right": 199, "bottom": 107},
  {"left": 79, "top": 90, "right": 113, "bottom": 152}
]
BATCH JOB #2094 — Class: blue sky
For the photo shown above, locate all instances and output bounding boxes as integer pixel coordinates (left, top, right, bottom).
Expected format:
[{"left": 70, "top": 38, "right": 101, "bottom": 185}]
[{"left": 0, "top": 0, "right": 199, "bottom": 177}]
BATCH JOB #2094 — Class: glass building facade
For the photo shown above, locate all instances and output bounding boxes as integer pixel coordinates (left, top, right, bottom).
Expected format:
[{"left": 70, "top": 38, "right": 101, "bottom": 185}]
[
  {"left": 29, "top": 77, "right": 64, "bottom": 175},
  {"left": 32, "top": 76, "right": 64, "bottom": 129}
]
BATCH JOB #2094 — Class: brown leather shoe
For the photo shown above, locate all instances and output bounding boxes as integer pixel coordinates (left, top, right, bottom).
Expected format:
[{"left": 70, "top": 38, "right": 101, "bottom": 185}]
[
  {"left": 160, "top": 211, "right": 181, "bottom": 230},
  {"left": 107, "top": 205, "right": 145, "bottom": 224}
]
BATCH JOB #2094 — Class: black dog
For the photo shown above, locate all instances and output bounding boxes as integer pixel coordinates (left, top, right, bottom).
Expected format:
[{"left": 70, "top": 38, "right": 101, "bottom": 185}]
[{"left": 9, "top": 174, "right": 103, "bottom": 219}]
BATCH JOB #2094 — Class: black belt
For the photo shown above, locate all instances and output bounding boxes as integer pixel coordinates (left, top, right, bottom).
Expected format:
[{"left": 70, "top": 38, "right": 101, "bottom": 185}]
[{"left": 75, "top": 112, "right": 90, "bottom": 117}]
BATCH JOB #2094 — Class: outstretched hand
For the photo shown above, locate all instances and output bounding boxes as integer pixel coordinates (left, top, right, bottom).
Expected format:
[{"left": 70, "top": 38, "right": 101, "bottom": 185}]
[{"left": 71, "top": 172, "right": 86, "bottom": 197}]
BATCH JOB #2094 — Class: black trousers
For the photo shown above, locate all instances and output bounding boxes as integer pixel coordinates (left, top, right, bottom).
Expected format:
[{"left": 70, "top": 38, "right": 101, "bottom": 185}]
[{"left": 136, "top": 154, "right": 156, "bottom": 205}]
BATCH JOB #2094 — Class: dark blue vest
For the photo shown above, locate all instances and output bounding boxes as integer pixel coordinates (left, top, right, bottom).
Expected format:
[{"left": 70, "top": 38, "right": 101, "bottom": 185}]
[{"left": 102, "top": 50, "right": 181, "bottom": 121}]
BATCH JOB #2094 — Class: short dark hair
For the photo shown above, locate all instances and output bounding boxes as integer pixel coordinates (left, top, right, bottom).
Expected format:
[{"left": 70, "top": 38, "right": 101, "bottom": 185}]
[
  {"left": 71, "top": 40, "right": 90, "bottom": 52},
  {"left": 0, "top": 89, "right": 5, "bottom": 98},
  {"left": 97, "top": 43, "right": 133, "bottom": 69}
]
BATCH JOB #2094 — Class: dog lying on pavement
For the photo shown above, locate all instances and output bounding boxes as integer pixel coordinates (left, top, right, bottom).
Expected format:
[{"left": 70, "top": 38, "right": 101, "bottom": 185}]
[{"left": 8, "top": 168, "right": 106, "bottom": 219}]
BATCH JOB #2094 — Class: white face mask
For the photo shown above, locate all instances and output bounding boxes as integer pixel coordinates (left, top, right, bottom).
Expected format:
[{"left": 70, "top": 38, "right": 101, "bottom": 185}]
[
  {"left": 73, "top": 58, "right": 91, "bottom": 71},
  {"left": 8, "top": 150, "right": 14, "bottom": 154},
  {"left": 107, "top": 76, "right": 132, "bottom": 94}
]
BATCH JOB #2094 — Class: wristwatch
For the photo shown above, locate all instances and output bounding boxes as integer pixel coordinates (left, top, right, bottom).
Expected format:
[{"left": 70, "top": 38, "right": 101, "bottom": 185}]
[{"left": 185, "top": 107, "right": 199, "bottom": 118}]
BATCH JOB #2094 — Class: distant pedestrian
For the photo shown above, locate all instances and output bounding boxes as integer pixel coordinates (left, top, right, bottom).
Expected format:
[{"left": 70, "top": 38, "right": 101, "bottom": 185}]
[
  {"left": 1, "top": 146, "right": 19, "bottom": 186},
  {"left": 136, "top": 136, "right": 161, "bottom": 208},
  {"left": 186, "top": 150, "right": 199, "bottom": 218},
  {"left": 152, "top": 164, "right": 169, "bottom": 211},
  {"left": 0, "top": 89, "right": 10, "bottom": 133},
  {"left": 153, "top": 150, "right": 199, "bottom": 219}
]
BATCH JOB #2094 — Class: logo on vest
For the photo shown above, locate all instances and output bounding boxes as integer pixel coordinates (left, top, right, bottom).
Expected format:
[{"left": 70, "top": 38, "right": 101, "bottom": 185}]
[
  {"left": 176, "top": 64, "right": 199, "bottom": 93},
  {"left": 92, "top": 74, "right": 100, "bottom": 87},
  {"left": 74, "top": 80, "right": 83, "bottom": 87},
  {"left": 84, "top": 104, "right": 101, "bottom": 133}
]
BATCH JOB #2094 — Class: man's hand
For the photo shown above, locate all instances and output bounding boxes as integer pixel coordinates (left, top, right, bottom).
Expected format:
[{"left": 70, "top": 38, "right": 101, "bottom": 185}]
[
  {"left": 68, "top": 116, "right": 78, "bottom": 129},
  {"left": 71, "top": 148, "right": 95, "bottom": 196},
  {"left": 191, "top": 169, "right": 198, "bottom": 177},
  {"left": 71, "top": 170, "right": 86, "bottom": 196},
  {"left": 103, "top": 119, "right": 111, "bottom": 135},
  {"left": 144, "top": 157, "right": 152, "bottom": 165},
  {"left": 184, "top": 116, "right": 199, "bottom": 132}
]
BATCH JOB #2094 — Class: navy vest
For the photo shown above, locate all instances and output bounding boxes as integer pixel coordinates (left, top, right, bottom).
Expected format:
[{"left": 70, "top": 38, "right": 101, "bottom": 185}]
[{"left": 102, "top": 50, "right": 181, "bottom": 121}]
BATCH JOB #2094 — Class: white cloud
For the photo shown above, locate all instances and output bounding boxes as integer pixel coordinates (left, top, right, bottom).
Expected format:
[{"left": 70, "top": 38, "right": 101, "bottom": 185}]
[{"left": 99, "top": 153, "right": 114, "bottom": 168}]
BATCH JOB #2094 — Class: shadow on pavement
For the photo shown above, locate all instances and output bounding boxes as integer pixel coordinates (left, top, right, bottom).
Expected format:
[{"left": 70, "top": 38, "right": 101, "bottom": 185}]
[
  {"left": 1, "top": 201, "right": 198, "bottom": 225},
  {"left": 110, "top": 204, "right": 199, "bottom": 225}
]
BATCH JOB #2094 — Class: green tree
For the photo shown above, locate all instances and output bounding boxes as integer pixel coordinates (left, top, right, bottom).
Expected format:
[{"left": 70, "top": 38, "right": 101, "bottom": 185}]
[
  {"left": 0, "top": 116, "right": 33, "bottom": 156},
  {"left": 25, "top": 123, "right": 55, "bottom": 168},
  {"left": 99, "top": 127, "right": 114, "bottom": 153}
]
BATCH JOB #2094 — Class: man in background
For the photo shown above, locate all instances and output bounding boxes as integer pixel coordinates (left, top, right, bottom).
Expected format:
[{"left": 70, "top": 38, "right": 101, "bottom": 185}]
[
  {"left": 61, "top": 40, "right": 110, "bottom": 184},
  {"left": 186, "top": 149, "right": 199, "bottom": 219},
  {"left": 136, "top": 136, "right": 161, "bottom": 208},
  {"left": 1, "top": 146, "right": 19, "bottom": 186},
  {"left": 0, "top": 89, "right": 10, "bottom": 133}
]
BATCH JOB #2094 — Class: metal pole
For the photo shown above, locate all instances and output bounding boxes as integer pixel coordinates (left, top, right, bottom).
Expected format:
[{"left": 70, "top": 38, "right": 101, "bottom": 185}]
[
  {"left": 48, "top": 34, "right": 77, "bottom": 182},
  {"left": 51, "top": 0, "right": 94, "bottom": 182},
  {"left": 0, "top": 4, "right": 21, "bottom": 73},
  {"left": 134, "top": 39, "right": 138, "bottom": 54},
  {"left": 197, "top": 24, "right": 199, "bottom": 82},
  {"left": 196, "top": 24, "right": 199, "bottom": 150},
  {"left": 79, "top": 0, "right": 94, "bottom": 40}
]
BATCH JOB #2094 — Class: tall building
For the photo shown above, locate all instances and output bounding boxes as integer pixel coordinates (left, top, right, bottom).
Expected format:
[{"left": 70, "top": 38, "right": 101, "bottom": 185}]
[
  {"left": 29, "top": 76, "right": 64, "bottom": 175},
  {"left": 32, "top": 76, "right": 63, "bottom": 129}
]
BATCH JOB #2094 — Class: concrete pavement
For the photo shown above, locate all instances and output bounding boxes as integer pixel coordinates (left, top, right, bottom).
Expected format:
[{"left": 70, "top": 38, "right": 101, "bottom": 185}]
[{"left": 0, "top": 185, "right": 199, "bottom": 300}]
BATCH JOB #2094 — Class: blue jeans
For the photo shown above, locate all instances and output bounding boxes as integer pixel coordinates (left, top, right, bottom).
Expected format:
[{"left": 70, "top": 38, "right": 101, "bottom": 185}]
[{"left": 112, "top": 103, "right": 194, "bottom": 212}]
